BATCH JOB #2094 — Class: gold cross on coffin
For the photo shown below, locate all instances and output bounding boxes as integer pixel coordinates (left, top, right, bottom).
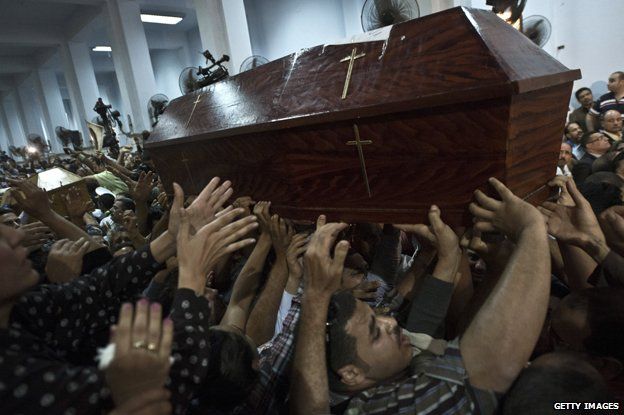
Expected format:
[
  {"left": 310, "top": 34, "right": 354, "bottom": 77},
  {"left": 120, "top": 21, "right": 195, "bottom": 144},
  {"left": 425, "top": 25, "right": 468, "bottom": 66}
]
[
  {"left": 185, "top": 93, "right": 202, "bottom": 128},
  {"left": 340, "top": 48, "right": 366, "bottom": 100},
  {"left": 346, "top": 124, "right": 373, "bottom": 198}
]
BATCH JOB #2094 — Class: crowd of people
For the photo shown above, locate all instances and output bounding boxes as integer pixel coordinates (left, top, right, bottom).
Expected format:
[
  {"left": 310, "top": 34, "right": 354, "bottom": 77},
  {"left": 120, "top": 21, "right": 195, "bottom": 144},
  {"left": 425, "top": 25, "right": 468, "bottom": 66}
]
[{"left": 0, "top": 70, "right": 623, "bottom": 415}]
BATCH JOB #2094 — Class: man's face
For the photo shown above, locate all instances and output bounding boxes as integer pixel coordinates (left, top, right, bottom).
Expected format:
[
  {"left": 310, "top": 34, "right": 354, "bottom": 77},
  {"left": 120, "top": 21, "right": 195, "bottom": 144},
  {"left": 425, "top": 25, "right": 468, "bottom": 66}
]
[
  {"left": 577, "top": 89, "right": 593, "bottom": 106},
  {"left": 0, "top": 212, "right": 20, "bottom": 228},
  {"left": 559, "top": 143, "right": 573, "bottom": 167},
  {"left": 586, "top": 133, "right": 611, "bottom": 154},
  {"left": 607, "top": 73, "right": 624, "bottom": 93},
  {"left": 110, "top": 200, "right": 125, "bottom": 223},
  {"left": 565, "top": 123, "right": 582, "bottom": 142},
  {"left": 0, "top": 225, "right": 39, "bottom": 301},
  {"left": 343, "top": 299, "right": 412, "bottom": 384},
  {"left": 110, "top": 230, "right": 133, "bottom": 254},
  {"left": 602, "top": 110, "right": 623, "bottom": 134}
]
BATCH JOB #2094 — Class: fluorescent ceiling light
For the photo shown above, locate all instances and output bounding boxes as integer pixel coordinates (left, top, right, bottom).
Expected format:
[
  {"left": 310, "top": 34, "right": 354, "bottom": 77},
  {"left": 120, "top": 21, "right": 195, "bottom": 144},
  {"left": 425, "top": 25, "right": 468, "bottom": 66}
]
[
  {"left": 140, "top": 13, "right": 183, "bottom": 25},
  {"left": 92, "top": 46, "right": 112, "bottom": 52}
]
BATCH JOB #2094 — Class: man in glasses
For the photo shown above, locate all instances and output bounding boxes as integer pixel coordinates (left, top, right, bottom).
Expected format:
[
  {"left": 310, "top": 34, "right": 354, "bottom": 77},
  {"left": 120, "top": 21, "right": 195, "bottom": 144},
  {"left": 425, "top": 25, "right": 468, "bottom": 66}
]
[{"left": 573, "top": 132, "right": 612, "bottom": 183}]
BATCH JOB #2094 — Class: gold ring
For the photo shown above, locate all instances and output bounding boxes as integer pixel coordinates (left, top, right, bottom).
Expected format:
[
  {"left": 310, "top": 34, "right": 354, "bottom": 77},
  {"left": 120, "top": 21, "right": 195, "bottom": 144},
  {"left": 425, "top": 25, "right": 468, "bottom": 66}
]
[
  {"left": 133, "top": 340, "right": 146, "bottom": 349},
  {"left": 147, "top": 342, "right": 158, "bottom": 352}
]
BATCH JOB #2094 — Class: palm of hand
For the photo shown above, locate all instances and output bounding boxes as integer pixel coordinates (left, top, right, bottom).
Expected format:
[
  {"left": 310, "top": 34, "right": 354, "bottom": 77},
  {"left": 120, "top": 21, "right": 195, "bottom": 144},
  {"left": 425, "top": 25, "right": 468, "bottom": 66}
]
[{"left": 169, "top": 198, "right": 215, "bottom": 237}]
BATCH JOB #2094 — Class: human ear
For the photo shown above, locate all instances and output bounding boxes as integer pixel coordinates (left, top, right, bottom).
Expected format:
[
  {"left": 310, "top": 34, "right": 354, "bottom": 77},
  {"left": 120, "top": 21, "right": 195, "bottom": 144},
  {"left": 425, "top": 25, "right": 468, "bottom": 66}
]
[{"left": 337, "top": 364, "right": 366, "bottom": 387}]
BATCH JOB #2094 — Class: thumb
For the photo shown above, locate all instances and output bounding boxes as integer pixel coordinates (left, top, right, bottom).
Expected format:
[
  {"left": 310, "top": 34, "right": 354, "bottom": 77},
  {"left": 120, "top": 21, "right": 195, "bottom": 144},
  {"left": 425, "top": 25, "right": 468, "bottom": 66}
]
[
  {"left": 427, "top": 205, "right": 444, "bottom": 233},
  {"left": 178, "top": 209, "right": 190, "bottom": 242},
  {"left": 566, "top": 179, "right": 589, "bottom": 208},
  {"left": 172, "top": 182, "right": 184, "bottom": 215}
]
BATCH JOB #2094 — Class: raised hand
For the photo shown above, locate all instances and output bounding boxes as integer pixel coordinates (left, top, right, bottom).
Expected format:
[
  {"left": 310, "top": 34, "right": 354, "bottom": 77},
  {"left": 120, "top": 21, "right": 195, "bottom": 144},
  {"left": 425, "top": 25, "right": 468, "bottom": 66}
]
[
  {"left": 303, "top": 216, "right": 349, "bottom": 297},
  {"left": 132, "top": 171, "right": 155, "bottom": 203},
  {"left": 253, "top": 201, "right": 271, "bottom": 235},
  {"left": 8, "top": 178, "right": 52, "bottom": 219},
  {"left": 233, "top": 196, "right": 256, "bottom": 217},
  {"left": 397, "top": 205, "right": 461, "bottom": 282},
  {"left": 168, "top": 178, "right": 233, "bottom": 238},
  {"left": 105, "top": 300, "right": 173, "bottom": 407},
  {"left": 61, "top": 189, "right": 94, "bottom": 222},
  {"left": 599, "top": 206, "right": 624, "bottom": 256},
  {"left": 20, "top": 221, "right": 53, "bottom": 253},
  {"left": 269, "top": 213, "right": 293, "bottom": 258},
  {"left": 396, "top": 205, "right": 460, "bottom": 261},
  {"left": 469, "top": 177, "right": 544, "bottom": 242},
  {"left": 45, "top": 237, "right": 91, "bottom": 283},
  {"left": 176, "top": 208, "right": 257, "bottom": 293},
  {"left": 539, "top": 179, "right": 605, "bottom": 247},
  {"left": 154, "top": 192, "right": 169, "bottom": 210},
  {"left": 350, "top": 280, "right": 380, "bottom": 300},
  {"left": 547, "top": 176, "right": 574, "bottom": 207},
  {"left": 286, "top": 233, "right": 308, "bottom": 282}
]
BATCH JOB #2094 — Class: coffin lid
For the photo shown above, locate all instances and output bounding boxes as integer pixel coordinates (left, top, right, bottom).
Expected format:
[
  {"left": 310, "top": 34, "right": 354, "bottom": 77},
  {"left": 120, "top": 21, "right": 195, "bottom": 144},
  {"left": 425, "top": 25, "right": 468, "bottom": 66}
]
[{"left": 147, "top": 6, "right": 580, "bottom": 148}]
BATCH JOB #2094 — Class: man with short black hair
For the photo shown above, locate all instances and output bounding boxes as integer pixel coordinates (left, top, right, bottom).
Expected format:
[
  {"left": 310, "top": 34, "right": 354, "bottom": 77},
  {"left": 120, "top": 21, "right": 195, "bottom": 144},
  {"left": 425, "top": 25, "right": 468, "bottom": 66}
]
[
  {"left": 587, "top": 71, "right": 624, "bottom": 131},
  {"left": 569, "top": 87, "right": 594, "bottom": 132},
  {"left": 564, "top": 122, "right": 585, "bottom": 159},
  {"left": 290, "top": 180, "right": 551, "bottom": 414}
]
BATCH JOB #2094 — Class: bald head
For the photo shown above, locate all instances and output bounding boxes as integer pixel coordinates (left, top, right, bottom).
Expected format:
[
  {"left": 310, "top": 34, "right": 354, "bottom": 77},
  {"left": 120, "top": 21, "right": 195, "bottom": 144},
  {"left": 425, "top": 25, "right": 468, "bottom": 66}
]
[{"left": 603, "top": 110, "right": 623, "bottom": 134}]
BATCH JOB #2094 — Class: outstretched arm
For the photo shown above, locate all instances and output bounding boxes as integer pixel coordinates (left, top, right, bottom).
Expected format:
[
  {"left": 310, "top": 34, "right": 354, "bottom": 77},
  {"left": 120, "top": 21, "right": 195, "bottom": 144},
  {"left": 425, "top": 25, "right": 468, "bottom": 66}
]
[
  {"left": 10, "top": 178, "right": 103, "bottom": 252},
  {"left": 221, "top": 231, "right": 272, "bottom": 331},
  {"left": 461, "top": 178, "right": 551, "bottom": 392},
  {"left": 290, "top": 216, "right": 348, "bottom": 414},
  {"left": 246, "top": 210, "right": 292, "bottom": 345}
]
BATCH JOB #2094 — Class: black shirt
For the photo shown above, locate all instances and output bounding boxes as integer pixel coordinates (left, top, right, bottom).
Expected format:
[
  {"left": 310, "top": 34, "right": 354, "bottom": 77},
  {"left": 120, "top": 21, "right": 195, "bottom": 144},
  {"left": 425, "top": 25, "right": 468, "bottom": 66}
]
[{"left": 0, "top": 245, "right": 164, "bottom": 414}]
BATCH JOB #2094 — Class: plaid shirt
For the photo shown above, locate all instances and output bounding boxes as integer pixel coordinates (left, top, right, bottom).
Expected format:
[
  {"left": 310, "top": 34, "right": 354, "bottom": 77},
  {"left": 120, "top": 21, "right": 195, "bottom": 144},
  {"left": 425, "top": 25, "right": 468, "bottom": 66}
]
[
  {"left": 242, "top": 292, "right": 301, "bottom": 414},
  {"left": 344, "top": 340, "right": 498, "bottom": 414}
]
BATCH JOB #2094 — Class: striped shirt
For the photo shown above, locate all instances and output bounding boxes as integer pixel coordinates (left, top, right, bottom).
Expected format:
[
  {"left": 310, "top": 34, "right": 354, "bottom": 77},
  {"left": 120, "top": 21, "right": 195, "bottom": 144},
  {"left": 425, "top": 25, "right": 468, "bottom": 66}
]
[
  {"left": 590, "top": 92, "right": 624, "bottom": 117},
  {"left": 344, "top": 340, "right": 498, "bottom": 414}
]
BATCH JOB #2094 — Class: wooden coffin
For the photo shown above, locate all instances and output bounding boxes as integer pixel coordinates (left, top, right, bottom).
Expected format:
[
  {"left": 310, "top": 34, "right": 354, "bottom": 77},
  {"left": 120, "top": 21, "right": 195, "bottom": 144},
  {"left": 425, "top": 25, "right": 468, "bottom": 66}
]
[
  {"left": 28, "top": 168, "right": 91, "bottom": 219},
  {"left": 146, "top": 6, "right": 581, "bottom": 224}
]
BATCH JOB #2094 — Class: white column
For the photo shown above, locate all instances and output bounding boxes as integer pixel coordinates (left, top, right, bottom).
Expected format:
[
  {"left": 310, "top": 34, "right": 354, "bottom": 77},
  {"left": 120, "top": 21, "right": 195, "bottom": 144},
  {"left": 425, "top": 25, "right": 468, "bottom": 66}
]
[
  {"left": 60, "top": 41, "right": 101, "bottom": 145},
  {"left": 12, "top": 89, "right": 29, "bottom": 143},
  {"left": 35, "top": 69, "right": 67, "bottom": 153},
  {"left": 106, "top": 0, "right": 157, "bottom": 131},
  {"left": 221, "top": 0, "right": 253, "bottom": 75},
  {"left": 2, "top": 93, "right": 27, "bottom": 146},
  {"left": 194, "top": 0, "right": 253, "bottom": 75},
  {"left": 0, "top": 105, "right": 15, "bottom": 148}
]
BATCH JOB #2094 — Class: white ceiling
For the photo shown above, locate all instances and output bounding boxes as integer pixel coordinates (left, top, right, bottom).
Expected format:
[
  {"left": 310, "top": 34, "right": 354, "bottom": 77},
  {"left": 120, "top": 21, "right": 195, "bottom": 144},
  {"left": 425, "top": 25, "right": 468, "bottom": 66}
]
[{"left": 0, "top": 0, "right": 198, "bottom": 90}]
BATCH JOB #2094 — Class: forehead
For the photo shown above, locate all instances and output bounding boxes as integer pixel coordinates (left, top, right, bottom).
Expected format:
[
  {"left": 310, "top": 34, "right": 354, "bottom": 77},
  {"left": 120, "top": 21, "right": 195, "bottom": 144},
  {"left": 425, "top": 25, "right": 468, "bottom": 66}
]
[{"left": 345, "top": 299, "right": 374, "bottom": 339}]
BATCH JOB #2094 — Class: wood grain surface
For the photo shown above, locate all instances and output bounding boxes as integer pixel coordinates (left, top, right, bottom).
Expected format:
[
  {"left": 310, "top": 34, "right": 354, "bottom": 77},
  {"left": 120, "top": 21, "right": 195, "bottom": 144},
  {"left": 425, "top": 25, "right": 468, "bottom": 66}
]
[{"left": 146, "top": 6, "right": 580, "bottom": 225}]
